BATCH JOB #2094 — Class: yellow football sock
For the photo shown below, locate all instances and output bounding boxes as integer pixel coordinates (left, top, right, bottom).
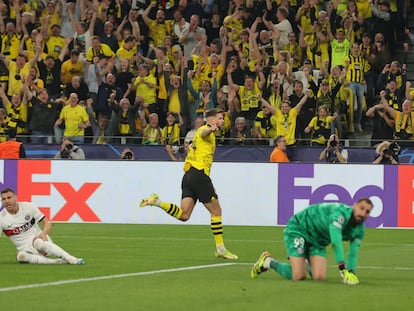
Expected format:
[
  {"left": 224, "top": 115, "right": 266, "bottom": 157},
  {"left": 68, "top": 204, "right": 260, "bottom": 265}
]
[
  {"left": 211, "top": 215, "right": 224, "bottom": 248},
  {"left": 159, "top": 201, "right": 183, "bottom": 220}
]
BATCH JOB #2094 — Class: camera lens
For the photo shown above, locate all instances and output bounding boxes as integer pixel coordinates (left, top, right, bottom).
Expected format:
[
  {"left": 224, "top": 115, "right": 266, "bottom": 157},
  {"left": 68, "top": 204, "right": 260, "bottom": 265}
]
[
  {"left": 66, "top": 143, "right": 73, "bottom": 149},
  {"left": 15, "top": 74, "right": 21, "bottom": 80},
  {"left": 330, "top": 141, "right": 337, "bottom": 148}
]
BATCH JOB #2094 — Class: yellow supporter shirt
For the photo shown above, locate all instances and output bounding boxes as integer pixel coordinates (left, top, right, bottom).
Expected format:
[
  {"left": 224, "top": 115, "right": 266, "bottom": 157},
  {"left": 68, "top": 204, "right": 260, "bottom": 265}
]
[
  {"left": 255, "top": 111, "right": 278, "bottom": 138},
  {"left": 148, "top": 20, "right": 173, "bottom": 47},
  {"left": 119, "top": 111, "right": 130, "bottom": 135},
  {"left": 6, "top": 101, "right": 28, "bottom": 134},
  {"left": 1, "top": 33, "right": 22, "bottom": 60},
  {"left": 223, "top": 15, "right": 243, "bottom": 44},
  {"left": 86, "top": 43, "right": 115, "bottom": 62},
  {"left": 205, "top": 62, "right": 224, "bottom": 88},
  {"left": 40, "top": 11, "right": 61, "bottom": 34},
  {"left": 7, "top": 61, "right": 30, "bottom": 96},
  {"left": 238, "top": 85, "right": 261, "bottom": 112},
  {"left": 184, "top": 125, "right": 215, "bottom": 176},
  {"left": 356, "top": 0, "right": 372, "bottom": 19},
  {"left": 59, "top": 104, "right": 89, "bottom": 137},
  {"left": 60, "top": 60, "right": 83, "bottom": 85},
  {"left": 162, "top": 123, "right": 181, "bottom": 145},
  {"left": 116, "top": 44, "right": 137, "bottom": 62},
  {"left": 46, "top": 36, "right": 65, "bottom": 59},
  {"left": 275, "top": 108, "right": 298, "bottom": 145},
  {"left": 134, "top": 74, "right": 157, "bottom": 105},
  {"left": 168, "top": 89, "right": 181, "bottom": 113}
]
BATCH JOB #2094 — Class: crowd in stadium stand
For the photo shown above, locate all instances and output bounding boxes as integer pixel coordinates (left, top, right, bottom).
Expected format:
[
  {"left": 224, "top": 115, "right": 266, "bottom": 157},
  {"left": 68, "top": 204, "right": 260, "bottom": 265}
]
[{"left": 0, "top": 0, "right": 411, "bottom": 148}]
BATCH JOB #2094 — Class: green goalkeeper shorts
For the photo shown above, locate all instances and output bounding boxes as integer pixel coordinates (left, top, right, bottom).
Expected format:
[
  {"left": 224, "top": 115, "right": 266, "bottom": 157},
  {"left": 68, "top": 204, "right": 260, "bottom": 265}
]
[{"left": 284, "top": 222, "right": 327, "bottom": 258}]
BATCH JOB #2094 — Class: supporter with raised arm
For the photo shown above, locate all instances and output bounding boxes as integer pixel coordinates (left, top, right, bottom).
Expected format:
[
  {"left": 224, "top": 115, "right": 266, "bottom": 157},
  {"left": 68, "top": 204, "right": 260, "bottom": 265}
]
[
  {"left": 24, "top": 81, "right": 62, "bottom": 144},
  {"left": 141, "top": 2, "right": 174, "bottom": 47},
  {"left": 275, "top": 90, "right": 311, "bottom": 146},
  {"left": 0, "top": 1, "right": 23, "bottom": 61}
]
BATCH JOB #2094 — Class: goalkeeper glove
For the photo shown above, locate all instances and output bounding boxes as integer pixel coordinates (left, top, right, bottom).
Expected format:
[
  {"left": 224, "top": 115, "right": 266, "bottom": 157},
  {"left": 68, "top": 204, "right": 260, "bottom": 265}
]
[{"left": 338, "top": 264, "right": 359, "bottom": 285}]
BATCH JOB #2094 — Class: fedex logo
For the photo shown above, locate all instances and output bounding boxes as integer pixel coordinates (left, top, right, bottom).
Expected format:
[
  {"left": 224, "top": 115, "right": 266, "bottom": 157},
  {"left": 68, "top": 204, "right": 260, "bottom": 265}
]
[
  {"left": 277, "top": 164, "right": 399, "bottom": 228},
  {"left": 0, "top": 160, "right": 101, "bottom": 222}
]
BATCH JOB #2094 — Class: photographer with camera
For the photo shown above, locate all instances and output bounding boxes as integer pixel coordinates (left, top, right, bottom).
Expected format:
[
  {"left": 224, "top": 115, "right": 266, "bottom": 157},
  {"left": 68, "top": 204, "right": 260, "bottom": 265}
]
[
  {"left": 372, "top": 141, "right": 400, "bottom": 164},
  {"left": 54, "top": 137, "right": 85, "bottom": 160},
  {"left": 319, "top": 134, "right": 348, "bottom": 163},
  {"left": 120, "top": 148, "right": 135, "bottom": 160}
]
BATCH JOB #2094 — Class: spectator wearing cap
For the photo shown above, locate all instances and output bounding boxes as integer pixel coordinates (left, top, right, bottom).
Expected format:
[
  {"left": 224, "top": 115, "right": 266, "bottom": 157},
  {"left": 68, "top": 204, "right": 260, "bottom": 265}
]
[
  {"left": 309, "top": 77, "right": 343, "bottom": 113},
  {"left": 42, "top": 24, "right": 65, "bottom": 60}
]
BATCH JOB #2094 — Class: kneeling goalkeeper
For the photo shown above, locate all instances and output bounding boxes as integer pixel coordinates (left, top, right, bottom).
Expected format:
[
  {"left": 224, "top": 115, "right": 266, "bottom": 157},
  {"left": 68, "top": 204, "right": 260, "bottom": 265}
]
[{"left": 251, "top": 198, "right": 373, "bottom": 285}]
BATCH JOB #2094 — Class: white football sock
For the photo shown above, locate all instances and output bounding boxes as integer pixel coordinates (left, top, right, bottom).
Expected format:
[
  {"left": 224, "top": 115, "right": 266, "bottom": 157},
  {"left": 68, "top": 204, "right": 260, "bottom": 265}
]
[
  {"left": 16, "top": 251, "right": 66, "bottom": 264},
  {"left": 33, "top": 238, "right": 79, "bottom": 264}
]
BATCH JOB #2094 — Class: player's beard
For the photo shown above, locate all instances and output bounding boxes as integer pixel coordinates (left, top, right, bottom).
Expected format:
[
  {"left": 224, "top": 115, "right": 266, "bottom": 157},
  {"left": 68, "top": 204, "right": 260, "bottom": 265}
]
[{"left": 350, "top": 213, "right": 363, "bottom": 226}]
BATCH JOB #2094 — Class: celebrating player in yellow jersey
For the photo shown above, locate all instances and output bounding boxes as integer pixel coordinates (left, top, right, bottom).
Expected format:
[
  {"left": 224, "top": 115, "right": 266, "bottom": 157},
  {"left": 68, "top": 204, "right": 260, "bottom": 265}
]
[{"left": 140, "top": 108, "right": 238, "bottom": 260}]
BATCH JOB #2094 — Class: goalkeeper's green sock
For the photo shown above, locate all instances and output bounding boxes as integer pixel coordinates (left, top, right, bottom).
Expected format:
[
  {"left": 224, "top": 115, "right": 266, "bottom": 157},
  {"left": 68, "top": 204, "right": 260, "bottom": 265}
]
[
  {"left": 269, "top": 259, "right": 292, "bottom": 280},
  {"left": 159, "top": 201, "right": 183, "bottom": 220}
]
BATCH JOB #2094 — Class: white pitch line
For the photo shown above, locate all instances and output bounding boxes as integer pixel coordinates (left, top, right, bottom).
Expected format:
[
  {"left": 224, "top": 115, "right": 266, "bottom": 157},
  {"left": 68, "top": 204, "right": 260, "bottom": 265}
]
[
  {"left": 2, "top": 262, "right": 414, "bottom": 293},
  {"left": 0, "top": 263, "right": 236, "bottom": 293},
  {"left": 54, "top": 236, "right": 414, "bottom": 247}
]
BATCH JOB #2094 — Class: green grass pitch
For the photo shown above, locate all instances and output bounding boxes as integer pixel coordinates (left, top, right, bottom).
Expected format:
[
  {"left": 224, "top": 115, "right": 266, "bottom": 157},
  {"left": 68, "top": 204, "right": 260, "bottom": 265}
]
[{"left": 0, "top": 223, "right": 413, "bottom": 311}]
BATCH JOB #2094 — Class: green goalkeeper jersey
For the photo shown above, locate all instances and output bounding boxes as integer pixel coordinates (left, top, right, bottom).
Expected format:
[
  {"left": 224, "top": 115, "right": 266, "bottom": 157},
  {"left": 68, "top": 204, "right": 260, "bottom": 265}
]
[{"left": 285, "top": 203, "right": 364, "bottom": 270}]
